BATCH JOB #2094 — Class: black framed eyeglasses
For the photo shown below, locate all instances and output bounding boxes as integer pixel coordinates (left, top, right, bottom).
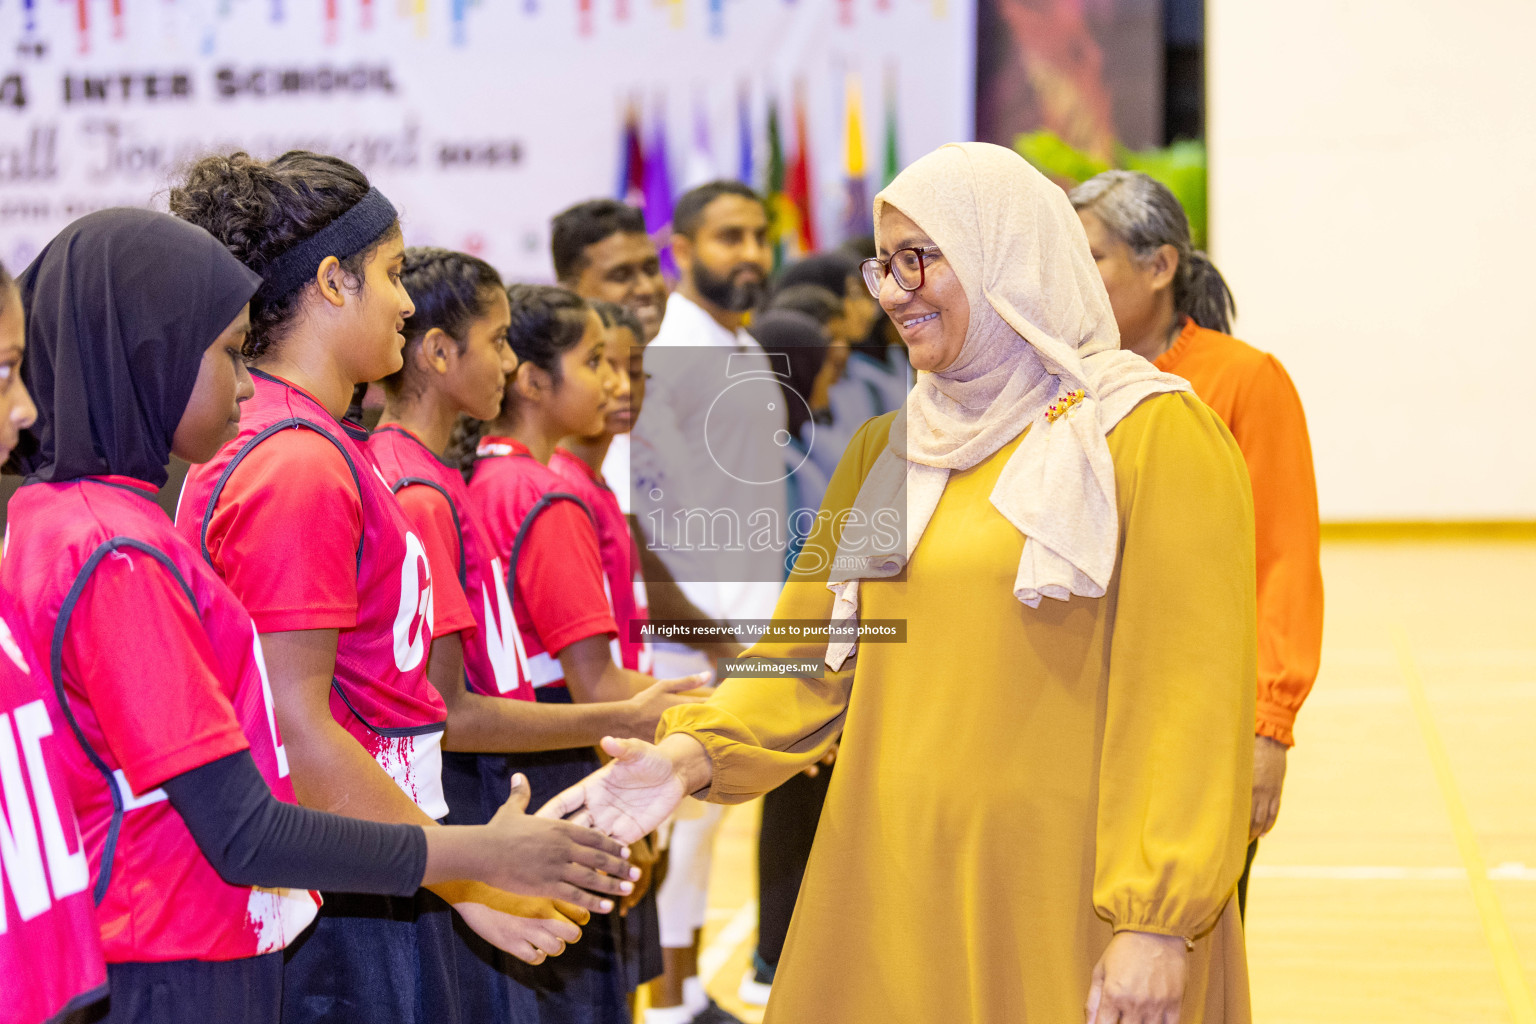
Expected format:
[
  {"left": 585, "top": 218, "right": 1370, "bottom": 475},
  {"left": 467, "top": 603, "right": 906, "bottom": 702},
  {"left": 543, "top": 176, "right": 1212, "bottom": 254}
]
[{"left": 860, "top": 246, "right": 942, "bottom": 297}]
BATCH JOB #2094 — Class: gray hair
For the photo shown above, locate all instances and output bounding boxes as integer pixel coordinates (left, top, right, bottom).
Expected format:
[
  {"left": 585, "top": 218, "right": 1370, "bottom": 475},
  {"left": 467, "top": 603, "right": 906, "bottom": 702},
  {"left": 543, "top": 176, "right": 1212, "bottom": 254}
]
[{"left": 1069, "top": 170, "right": 1235, "bottom": 335}]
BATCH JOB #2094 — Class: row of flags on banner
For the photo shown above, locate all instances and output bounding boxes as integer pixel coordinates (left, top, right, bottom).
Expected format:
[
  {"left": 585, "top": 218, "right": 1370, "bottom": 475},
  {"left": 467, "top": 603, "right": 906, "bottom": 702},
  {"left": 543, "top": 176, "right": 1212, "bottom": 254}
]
[
  {"left": 618, "top": 72, "right": 902, "bottom": 271},
  {"left": 19, "top": 0, "right": 949, "bottom": 54},
  {"left": 12, "top": 0, "right": 489, "bottom": 53}
]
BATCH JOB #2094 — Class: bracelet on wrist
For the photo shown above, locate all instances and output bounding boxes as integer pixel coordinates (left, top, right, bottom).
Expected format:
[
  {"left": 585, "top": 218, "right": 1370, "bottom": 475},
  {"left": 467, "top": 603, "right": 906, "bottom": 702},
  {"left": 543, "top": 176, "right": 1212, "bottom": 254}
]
[{"left": 1113, "top": 928, "right": 1196, "bottom": 952}]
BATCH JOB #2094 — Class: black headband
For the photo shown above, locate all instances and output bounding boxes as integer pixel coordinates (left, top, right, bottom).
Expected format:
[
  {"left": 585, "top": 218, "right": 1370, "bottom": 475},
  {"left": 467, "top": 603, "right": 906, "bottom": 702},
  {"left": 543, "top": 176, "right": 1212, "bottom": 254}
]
[{"left": 259, "top": 186, "right": 399, "bottom": 301}]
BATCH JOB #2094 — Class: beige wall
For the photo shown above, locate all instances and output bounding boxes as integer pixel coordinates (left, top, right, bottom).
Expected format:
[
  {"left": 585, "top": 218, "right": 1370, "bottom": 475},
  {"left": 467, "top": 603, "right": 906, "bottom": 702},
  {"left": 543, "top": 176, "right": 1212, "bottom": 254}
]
[{"left": 1207, "top": 0, "right": 1536, "bottom": 520}]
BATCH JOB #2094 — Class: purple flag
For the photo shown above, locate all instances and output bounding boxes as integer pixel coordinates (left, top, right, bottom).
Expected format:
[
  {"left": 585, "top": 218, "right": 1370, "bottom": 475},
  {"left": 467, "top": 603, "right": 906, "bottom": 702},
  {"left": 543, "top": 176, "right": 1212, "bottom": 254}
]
[
  {"left": 643, "top": 104, "right": 678, "bottom": 277},
  {"left": 737, "top": 84, "right": 753, "bottom": 184}
]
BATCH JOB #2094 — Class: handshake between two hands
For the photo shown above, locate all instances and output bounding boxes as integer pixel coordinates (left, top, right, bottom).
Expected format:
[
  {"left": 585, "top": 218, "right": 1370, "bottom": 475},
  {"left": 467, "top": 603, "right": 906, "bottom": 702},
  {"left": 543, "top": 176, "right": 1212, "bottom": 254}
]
[
  {"left": 532, "top": 734, "right": 694, "bottom": 844},
  {"left": 445, "top": 734, "right": 695, "bottom": 967}
]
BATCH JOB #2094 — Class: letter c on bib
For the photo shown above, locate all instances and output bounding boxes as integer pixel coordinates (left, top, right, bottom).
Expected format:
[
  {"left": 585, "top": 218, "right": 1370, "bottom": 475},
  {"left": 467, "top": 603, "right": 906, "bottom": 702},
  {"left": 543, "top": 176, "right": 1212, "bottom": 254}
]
[{"left": 392, "top": 532, "right": 434, "bottom": 672}]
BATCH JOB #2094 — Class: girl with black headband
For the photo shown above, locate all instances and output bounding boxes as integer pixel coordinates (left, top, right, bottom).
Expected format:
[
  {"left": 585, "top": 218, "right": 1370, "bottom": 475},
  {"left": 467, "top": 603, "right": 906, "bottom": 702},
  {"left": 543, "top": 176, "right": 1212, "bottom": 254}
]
[
  {"left": 0, "top": 210, "right": 635, "bottom": 1024},
  {"left": 168, "top": 153, "right": 636, "bottom": 1023}
]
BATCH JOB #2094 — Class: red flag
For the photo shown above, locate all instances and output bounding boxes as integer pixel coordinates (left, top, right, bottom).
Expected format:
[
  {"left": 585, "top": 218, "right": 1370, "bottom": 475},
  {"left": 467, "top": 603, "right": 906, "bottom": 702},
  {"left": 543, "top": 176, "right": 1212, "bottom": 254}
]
[{"left": 786, "top": 87, "right": 818, "bottom": 254}]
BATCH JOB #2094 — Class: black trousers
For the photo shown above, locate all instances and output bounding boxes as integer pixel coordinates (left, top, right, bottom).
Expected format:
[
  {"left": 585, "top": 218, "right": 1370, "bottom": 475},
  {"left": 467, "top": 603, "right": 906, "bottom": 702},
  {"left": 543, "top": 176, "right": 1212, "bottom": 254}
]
[
  {"left": 1237, "top": 838, "right": 1260, "bottom": 921},
  {"left": 755, "top": 761, "right": 834, "bottom": 971},
  {"left": 79, "top": 952, "right": 282, "bottom": 1024}
]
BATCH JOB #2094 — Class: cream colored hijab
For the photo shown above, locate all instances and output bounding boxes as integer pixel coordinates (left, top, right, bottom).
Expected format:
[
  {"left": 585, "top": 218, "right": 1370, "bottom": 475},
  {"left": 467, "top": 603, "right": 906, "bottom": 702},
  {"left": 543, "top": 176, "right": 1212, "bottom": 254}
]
[{"left": 824, "top": 142, "right": 1190, "bottom": 670}]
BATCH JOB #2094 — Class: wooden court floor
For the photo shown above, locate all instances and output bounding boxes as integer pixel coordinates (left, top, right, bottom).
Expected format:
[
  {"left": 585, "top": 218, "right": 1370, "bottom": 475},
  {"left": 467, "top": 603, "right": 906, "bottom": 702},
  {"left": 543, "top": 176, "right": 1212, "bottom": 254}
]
[{"left": 681, "top": 536, "right": 1536, "bottom": 1023}]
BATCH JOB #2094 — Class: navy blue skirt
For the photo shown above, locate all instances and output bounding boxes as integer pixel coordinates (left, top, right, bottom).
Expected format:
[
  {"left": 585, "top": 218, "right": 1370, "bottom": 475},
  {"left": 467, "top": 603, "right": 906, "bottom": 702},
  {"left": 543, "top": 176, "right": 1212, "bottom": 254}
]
[
  {"left": 446, "top": 686, "right": 633, "bottom": 1024},
  {"left": 441, "top": 748, "right": 541, "bottom": 1024},
  {"left": 618, "top": 883, "right": 663, "bottom": 991},
  {"left": 280, "top": 889, "right": 461, "bottom": 1024},
  {"left": 77, "top": 951, "right": 282, "bottom": 1024}
]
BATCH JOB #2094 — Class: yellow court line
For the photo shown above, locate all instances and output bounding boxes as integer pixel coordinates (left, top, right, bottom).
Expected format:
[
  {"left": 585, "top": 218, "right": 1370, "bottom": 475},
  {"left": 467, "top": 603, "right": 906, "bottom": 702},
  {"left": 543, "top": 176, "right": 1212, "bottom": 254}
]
[
  {"left": 1394, "top": 627, "right": 1536, "bottom": 1024},
  {"left": 1323, "top": 521, "right": 1536, "bottom": 542}
]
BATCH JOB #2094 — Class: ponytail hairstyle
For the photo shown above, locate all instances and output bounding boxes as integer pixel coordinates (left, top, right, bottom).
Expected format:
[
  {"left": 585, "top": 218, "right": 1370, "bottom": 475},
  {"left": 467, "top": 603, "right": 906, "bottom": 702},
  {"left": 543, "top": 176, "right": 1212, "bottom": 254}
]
[
  {"left": 1068, "top": 170, "right": 1236, "bottom": 335},
  {"left": 343, "top": 383, "right": 370, "bottom": 428},
  {"left": 443, "top": 283, "right": 591, "bottom": 478},
  {"left": 169, "top": 150, "right": 400, "bottom": 358},
  {"left": 504, "top": 283, "right": 592, "bottom": 378},
  {"left": 382, "top": 247, "right": 505, "bottom": 399},
  {"left": 444, "top": 412, "right": 484, "bottom": 481}
]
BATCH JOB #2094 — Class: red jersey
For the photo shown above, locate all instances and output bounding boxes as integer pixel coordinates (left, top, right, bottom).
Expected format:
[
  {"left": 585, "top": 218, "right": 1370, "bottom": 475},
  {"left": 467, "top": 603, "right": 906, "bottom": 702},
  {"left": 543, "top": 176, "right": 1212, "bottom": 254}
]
[
  {"left": 368, "top": 426, "right": 533, "bottom": 702},
  {"left": 176, "top": 372, "right": 448, "bottom": 819},
  {"left": 466, "top": 437, "right": 616, "bottom": 690},
  {"left": 549, "top": 448, "right": 652, "bottom": 674},
  {"left": 1, "top": 477, "right": 320, "bottom": 964},
  {"left": 0, "top": 596, "right": 107, "bottom": 1024}
]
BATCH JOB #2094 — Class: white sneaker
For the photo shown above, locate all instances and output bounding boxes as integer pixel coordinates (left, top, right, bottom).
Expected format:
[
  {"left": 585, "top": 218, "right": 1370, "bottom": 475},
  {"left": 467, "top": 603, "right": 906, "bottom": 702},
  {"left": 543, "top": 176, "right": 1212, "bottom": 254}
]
[{"left": 738, "top": 971, "right": 772, "bottom": 1008}]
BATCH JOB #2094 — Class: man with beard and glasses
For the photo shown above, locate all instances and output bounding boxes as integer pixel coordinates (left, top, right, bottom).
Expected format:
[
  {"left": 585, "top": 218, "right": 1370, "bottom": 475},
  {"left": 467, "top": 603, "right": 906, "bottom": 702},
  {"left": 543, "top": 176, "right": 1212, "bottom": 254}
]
[{"left": 626, "top": 181, "right": 779, "bottom": 1024}]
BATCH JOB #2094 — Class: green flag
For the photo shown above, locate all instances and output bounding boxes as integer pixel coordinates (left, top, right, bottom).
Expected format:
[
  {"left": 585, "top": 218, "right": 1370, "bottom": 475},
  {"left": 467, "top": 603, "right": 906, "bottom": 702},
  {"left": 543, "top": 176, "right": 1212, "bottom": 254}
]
[
  {"left": 882, "top": 72, "right": 900, "bottom": 187},
  {"left": 764, "top": 96, "right": 791, "bottom": 270}
]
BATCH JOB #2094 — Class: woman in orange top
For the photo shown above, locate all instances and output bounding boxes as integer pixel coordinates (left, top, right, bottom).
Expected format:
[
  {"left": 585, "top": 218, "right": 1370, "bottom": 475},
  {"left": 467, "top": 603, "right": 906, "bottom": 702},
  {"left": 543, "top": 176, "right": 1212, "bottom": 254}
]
[{"left": 1072, "top": 170, "right": 1324, "bottom": 917}]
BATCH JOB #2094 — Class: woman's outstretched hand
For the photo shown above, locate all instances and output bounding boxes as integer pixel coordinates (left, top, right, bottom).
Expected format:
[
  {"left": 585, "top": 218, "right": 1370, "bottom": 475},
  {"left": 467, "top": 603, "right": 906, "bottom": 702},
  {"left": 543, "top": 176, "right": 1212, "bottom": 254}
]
[
  {"left": 1084, "top": 930, "right": 1188, "bottom": 1024},
  {"left": 534, "top": 736, "right": 697, "bottom": 845}
]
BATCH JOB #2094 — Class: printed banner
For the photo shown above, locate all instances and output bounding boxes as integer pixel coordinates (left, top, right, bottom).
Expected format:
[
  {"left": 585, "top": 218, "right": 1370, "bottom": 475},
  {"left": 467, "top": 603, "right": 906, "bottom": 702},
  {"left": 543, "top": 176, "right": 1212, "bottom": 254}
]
[{"left": 0, "top": 0, "right": 975, "bottom": 279}]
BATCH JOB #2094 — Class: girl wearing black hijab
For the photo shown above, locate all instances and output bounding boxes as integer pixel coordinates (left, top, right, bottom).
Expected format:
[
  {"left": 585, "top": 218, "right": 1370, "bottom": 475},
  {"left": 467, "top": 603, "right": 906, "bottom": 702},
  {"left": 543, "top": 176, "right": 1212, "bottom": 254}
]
[{"left": 0, "top": 209, "right": 634, "bottom": 1024}]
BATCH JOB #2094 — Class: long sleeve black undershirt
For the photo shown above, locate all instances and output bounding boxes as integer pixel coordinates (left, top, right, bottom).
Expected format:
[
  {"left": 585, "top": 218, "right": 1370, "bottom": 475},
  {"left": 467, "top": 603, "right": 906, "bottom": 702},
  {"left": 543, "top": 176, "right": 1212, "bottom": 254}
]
[{"left": 161, "top": 750, "right": 428, "bottom": 896}]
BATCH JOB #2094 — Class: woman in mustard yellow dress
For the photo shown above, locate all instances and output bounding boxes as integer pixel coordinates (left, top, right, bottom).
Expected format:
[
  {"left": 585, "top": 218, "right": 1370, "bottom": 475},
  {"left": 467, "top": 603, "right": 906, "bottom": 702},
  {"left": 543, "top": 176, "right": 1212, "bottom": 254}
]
[{"left": 543, "top": 143, "right": 1257, "bottom": 1024}]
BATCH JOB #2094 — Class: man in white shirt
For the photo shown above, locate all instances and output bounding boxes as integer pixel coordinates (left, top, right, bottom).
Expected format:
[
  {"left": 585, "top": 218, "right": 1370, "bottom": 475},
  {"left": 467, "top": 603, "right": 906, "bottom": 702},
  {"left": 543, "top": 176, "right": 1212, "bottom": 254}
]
[
  {"left": 551, "top": 197, "right": 745, "bottom": 673},
  {"left": 630, "top": 181, "right": 781, "bottom": 1024},
  {"left": 640, "top": 181, "right": 787, "bottom": 656}
]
